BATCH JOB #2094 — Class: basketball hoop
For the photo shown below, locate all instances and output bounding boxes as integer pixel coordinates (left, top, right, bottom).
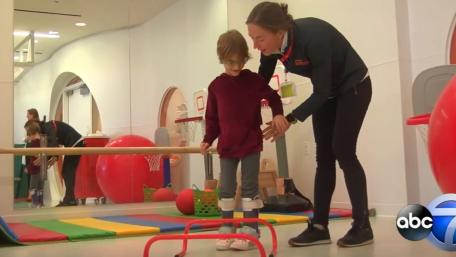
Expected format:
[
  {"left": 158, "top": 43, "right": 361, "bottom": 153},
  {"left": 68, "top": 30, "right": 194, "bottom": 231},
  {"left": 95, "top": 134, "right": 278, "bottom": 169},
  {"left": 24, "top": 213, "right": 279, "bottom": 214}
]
[
  {"left": 406, "top": 113, "right": 430, "bottom": 148},
  {"left": 175, "top": 116, "right": 204, "bottom": 143},
  {"left": 145, "top": 154, "right": 162, "bottom": 172}
]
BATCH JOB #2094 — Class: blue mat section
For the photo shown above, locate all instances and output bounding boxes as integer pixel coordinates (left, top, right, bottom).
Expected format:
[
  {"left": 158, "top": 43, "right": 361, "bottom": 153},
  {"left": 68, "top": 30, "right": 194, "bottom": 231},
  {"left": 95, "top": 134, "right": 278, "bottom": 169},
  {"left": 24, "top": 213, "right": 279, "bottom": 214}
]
[
  {"left": 0, "top": 216, "right": 22, "bottom": 245},
  {"left": 0, "top": 216, "right": 18, "bottom": 241},
  {"left": 95, "top": 216, "right": 202, "bottom": 232}
]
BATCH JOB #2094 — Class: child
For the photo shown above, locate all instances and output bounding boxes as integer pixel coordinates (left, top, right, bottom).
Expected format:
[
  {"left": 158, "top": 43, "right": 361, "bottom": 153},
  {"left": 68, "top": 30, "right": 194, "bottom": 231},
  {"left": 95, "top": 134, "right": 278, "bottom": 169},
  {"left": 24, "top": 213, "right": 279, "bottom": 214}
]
[
  {"left": 200, "top": 30, "right": 286, "bottom": 251},
  {"left": 25, "top": 108, "right": 41, "bottom": 202},
  {"left": 24, "top": 121, "right": 45, "bottom": 208}
]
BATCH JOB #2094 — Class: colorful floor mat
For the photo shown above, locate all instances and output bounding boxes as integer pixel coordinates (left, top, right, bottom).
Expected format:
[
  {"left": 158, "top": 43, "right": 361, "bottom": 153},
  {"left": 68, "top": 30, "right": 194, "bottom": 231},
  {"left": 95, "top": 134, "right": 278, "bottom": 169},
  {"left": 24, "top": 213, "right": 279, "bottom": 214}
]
[{"left": 2, "top": 208, "right": 351, "bottom": 244}]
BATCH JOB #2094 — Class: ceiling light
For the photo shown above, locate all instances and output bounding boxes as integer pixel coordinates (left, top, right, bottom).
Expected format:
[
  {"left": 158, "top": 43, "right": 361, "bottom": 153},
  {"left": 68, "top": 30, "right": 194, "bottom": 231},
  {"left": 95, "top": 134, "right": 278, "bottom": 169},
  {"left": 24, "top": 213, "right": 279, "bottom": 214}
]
[
  {"left": 36, "top": 33, "right": 60, "bottom": 38},
  {"left": 48, "top": 31, "right": 59, "bottom": 35},
  {"left": 35, "top": 40, "right": 38, "bottom": 43},
  {"left": 75, "top": 22, "right": 87, "bottom": 27},
  {"left": 13, "top": 31, "right": 60, "bottom": 38},
  {"left": 13, "top": 31, "right": 29, "bottom": 36}
]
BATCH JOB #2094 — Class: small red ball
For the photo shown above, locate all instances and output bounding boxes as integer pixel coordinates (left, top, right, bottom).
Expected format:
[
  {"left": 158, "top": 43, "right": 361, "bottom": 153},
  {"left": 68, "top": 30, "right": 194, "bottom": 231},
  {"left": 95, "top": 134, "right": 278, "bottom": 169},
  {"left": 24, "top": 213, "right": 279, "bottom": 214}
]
[
  {"left": 175, "top": 188, "right": 194, "bottom": 215},
  {"left": 152, "top": 187, "right": 176, "bottom": 202}
]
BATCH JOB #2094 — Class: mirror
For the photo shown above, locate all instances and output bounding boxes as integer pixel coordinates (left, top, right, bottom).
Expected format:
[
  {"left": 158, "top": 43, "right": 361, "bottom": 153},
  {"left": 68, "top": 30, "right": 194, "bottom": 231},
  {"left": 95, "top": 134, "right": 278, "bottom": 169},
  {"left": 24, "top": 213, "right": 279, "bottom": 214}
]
[{"left": 12, "top": 0, "right": 227, "bottom": 210}]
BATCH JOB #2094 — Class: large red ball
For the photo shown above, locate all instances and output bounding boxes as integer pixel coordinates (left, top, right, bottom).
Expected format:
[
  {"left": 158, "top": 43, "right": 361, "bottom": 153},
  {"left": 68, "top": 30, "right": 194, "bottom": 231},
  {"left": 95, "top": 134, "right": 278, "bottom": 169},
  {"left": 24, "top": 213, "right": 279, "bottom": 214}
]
[
  {"left": 152, "top": 188, "right": 177, "bottom": 202},
  {"left": 96, "top": 135, "right": 163, "bottom": 203},
  {"left": 175, "top": 188, "right": 194, "bottom": 215},
  {"left": 428, "top": 75, "right": 456, "bottom": 193}
]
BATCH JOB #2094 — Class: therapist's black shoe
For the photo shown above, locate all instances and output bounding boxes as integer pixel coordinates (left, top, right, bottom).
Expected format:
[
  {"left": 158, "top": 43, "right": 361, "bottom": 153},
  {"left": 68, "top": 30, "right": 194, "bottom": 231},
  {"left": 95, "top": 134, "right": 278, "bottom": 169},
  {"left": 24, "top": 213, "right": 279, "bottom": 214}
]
[
  {"left": 288, "top": 221, "right": 331, "bottom": 247},
  {"left": 56, "top": 200, "right": 78, "bottom": 207},
  {"left": 337, "top": 222, "right": 374, "bottom": 247}
]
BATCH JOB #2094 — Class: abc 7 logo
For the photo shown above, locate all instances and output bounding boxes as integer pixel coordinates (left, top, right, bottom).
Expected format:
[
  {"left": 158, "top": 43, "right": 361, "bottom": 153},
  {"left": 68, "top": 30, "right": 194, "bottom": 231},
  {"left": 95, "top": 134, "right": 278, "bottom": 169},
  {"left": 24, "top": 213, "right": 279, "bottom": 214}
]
[
  {"left": 396, "top": 194, "right": 456, "bottom": 251},
  {"left": 396, "top": 204, "right": 433, "bottom": 241}
]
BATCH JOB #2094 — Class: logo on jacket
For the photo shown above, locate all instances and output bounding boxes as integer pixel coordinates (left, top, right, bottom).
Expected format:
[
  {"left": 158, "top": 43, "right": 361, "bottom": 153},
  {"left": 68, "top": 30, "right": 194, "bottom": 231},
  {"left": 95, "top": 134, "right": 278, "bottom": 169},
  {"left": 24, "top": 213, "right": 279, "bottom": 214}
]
[{"left": 294, "top": 59, "right": 310, "bottom": 66}]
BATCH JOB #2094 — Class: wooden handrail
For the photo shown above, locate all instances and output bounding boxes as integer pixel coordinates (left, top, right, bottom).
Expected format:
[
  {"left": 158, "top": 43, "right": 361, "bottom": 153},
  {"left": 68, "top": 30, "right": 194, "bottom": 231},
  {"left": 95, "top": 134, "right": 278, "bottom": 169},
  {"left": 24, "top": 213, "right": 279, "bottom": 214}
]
[{"left": 0, "top": 146, "right": 217, "bottom": 156}]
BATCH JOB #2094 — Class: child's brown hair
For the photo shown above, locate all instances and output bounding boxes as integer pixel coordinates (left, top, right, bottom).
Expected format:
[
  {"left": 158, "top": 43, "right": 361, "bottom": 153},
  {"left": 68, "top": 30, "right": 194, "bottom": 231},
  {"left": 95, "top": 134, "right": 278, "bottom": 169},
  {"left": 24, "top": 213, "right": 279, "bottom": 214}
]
[
  {"left": 217, "top": 30, "right": 251, "bottom": 63},
  {"left": 24, "top": 120, "right": 41, "bottom": 137}
]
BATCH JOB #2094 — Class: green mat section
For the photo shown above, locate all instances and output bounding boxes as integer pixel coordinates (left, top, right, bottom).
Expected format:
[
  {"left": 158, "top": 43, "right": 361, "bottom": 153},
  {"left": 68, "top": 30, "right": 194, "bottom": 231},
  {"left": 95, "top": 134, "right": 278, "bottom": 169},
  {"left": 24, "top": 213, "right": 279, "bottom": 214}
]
[{"left": 28, "top": 220, "right": 115, "bottom": 241}]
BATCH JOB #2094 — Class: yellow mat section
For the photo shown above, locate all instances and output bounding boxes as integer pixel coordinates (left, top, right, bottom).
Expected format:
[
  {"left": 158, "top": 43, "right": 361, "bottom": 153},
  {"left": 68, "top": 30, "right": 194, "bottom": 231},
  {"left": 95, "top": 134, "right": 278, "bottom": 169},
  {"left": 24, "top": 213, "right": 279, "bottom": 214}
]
[
  {"left": 233, "top": 212, "right": 309, "bottom": 224},
  {"left": 60, "top": 218, "right": 160, "bottom": 236}
]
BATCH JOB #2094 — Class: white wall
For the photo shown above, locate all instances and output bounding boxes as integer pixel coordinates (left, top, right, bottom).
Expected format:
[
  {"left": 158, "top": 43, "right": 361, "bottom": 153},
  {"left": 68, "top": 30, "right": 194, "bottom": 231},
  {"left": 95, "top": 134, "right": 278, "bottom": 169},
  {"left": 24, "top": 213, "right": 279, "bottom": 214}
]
[
  {"left": 129, "top": 0, "right": 227, "bottom": 188},
  {"left": 228, "top": 0, "right": 409, "bottom": 216},
  {"left": 395, "top": 0, "right": 420, "bottom": 205},
  {"left": 406, "top": 0, "right": 456, "bottom": 204},
  {"left": 67, "top": 88, "right": 92, "bottom": 136}
]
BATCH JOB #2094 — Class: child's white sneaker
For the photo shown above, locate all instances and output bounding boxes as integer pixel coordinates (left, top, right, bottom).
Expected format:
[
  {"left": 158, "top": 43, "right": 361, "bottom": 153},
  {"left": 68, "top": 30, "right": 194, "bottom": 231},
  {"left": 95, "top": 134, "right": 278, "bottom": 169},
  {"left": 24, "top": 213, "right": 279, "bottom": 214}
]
[
  {"left": 216, "top": 226, "right": 236, "bottom": 251},
  {"left": 216, "top": 239, "right": 233, "bottom": 251},
  {"left": 230, "top": 238, "right": 256, "bottom": 251},
  {"left": 230, "top": 226, "right": 259, "bottom": 251}
]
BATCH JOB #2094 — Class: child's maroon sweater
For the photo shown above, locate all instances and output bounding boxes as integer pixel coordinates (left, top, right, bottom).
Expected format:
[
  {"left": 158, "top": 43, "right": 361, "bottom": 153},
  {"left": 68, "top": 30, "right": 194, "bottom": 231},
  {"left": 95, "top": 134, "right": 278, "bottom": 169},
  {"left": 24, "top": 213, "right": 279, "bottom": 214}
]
[{"left": 203, "top": 69, "right": 283, "bottom": 158}]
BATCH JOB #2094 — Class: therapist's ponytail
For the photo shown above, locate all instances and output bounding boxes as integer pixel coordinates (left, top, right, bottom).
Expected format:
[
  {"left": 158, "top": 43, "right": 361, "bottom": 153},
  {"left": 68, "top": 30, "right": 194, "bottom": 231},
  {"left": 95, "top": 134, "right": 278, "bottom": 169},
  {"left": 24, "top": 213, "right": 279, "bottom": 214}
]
[{"left": 246, "top": 2, "right": 293, "bottom": 32}]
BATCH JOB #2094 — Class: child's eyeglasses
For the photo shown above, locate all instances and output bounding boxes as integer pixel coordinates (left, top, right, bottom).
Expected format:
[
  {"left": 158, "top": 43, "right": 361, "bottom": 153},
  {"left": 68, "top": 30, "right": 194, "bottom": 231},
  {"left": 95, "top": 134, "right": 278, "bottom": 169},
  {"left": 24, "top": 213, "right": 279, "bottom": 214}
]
[{"left": 223, "top": 59, "right": 247, "bottom": 66}]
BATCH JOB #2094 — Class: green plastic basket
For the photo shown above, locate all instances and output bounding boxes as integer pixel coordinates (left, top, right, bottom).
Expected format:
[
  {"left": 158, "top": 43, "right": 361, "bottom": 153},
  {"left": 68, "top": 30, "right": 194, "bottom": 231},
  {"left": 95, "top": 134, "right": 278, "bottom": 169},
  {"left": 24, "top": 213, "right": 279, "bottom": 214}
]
[
  {"left": 192, "top": 185, "right": 220, "bottom": 217},
  {"left": 143, "top": 186, "right": 155, "bottom": 202}
]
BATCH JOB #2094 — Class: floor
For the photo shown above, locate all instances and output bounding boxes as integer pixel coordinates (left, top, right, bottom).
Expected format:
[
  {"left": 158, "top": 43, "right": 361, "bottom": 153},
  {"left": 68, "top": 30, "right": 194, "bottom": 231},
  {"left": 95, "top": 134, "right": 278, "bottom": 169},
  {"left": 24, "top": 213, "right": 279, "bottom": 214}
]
[{"left": 1, "top": 216, "right": 454, "bottom": 257}]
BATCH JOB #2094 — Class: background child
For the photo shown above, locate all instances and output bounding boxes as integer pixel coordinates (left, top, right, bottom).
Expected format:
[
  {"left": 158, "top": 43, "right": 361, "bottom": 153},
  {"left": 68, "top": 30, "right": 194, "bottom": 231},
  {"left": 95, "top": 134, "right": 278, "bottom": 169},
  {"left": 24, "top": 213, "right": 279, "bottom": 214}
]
[
  {"left": 200, "top": 30, "right": 286, "bottom": 251},
  {"left": 24, "top": 121, "right": 45, "bottom": 208}
]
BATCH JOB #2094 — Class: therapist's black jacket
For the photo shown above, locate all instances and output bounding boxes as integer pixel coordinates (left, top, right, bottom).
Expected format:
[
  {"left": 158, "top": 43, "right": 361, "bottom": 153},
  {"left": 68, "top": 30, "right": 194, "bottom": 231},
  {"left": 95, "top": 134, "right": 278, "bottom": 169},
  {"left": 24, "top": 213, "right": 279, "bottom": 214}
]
[{"left": 259, "top": 17, "right": 368, "bottom": 122}]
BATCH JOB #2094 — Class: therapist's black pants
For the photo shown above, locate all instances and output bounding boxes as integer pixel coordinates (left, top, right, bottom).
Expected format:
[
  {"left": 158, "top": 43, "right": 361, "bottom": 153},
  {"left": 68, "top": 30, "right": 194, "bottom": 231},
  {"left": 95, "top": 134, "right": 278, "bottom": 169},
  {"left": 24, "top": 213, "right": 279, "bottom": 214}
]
[
  {"left": 312, "top": 77, "right": 372, "bottom": 227},
  {"left": 62, "top": 141, "right": 84, "bottom": 203}
]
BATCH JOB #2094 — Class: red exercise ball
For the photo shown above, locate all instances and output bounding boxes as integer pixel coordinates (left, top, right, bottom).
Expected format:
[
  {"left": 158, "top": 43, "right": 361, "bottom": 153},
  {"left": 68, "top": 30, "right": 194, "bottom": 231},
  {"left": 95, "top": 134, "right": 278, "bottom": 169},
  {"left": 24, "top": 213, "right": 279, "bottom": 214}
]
[
  {"left": 428, "top": 75, "right": 456, "bottom": 193},
  {"left": 153, "top": 187, "right": 177, "bottom": 202},
  {"left": 175, "top": 188, "right": 194, "bottom": 215},
  {"left": 96, "top": 134, "right": 163, "bottom": 203}
]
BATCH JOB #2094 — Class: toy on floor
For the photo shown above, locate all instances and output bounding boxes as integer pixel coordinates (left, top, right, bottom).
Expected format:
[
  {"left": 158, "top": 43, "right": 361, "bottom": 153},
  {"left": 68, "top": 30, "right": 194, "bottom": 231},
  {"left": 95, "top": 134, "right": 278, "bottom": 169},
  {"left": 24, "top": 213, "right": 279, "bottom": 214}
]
[
  {"left": 176, "top": 188, "right": 194, "bottom": 215},
  {"left": 152, "top": 187, "right": 176, "bottom": 202},
  {"left": 192, "top": 185, "right": 219, "bottom": 217},
  {"left": 175, "top": 185, "right": 220, "bottom": 217}
]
